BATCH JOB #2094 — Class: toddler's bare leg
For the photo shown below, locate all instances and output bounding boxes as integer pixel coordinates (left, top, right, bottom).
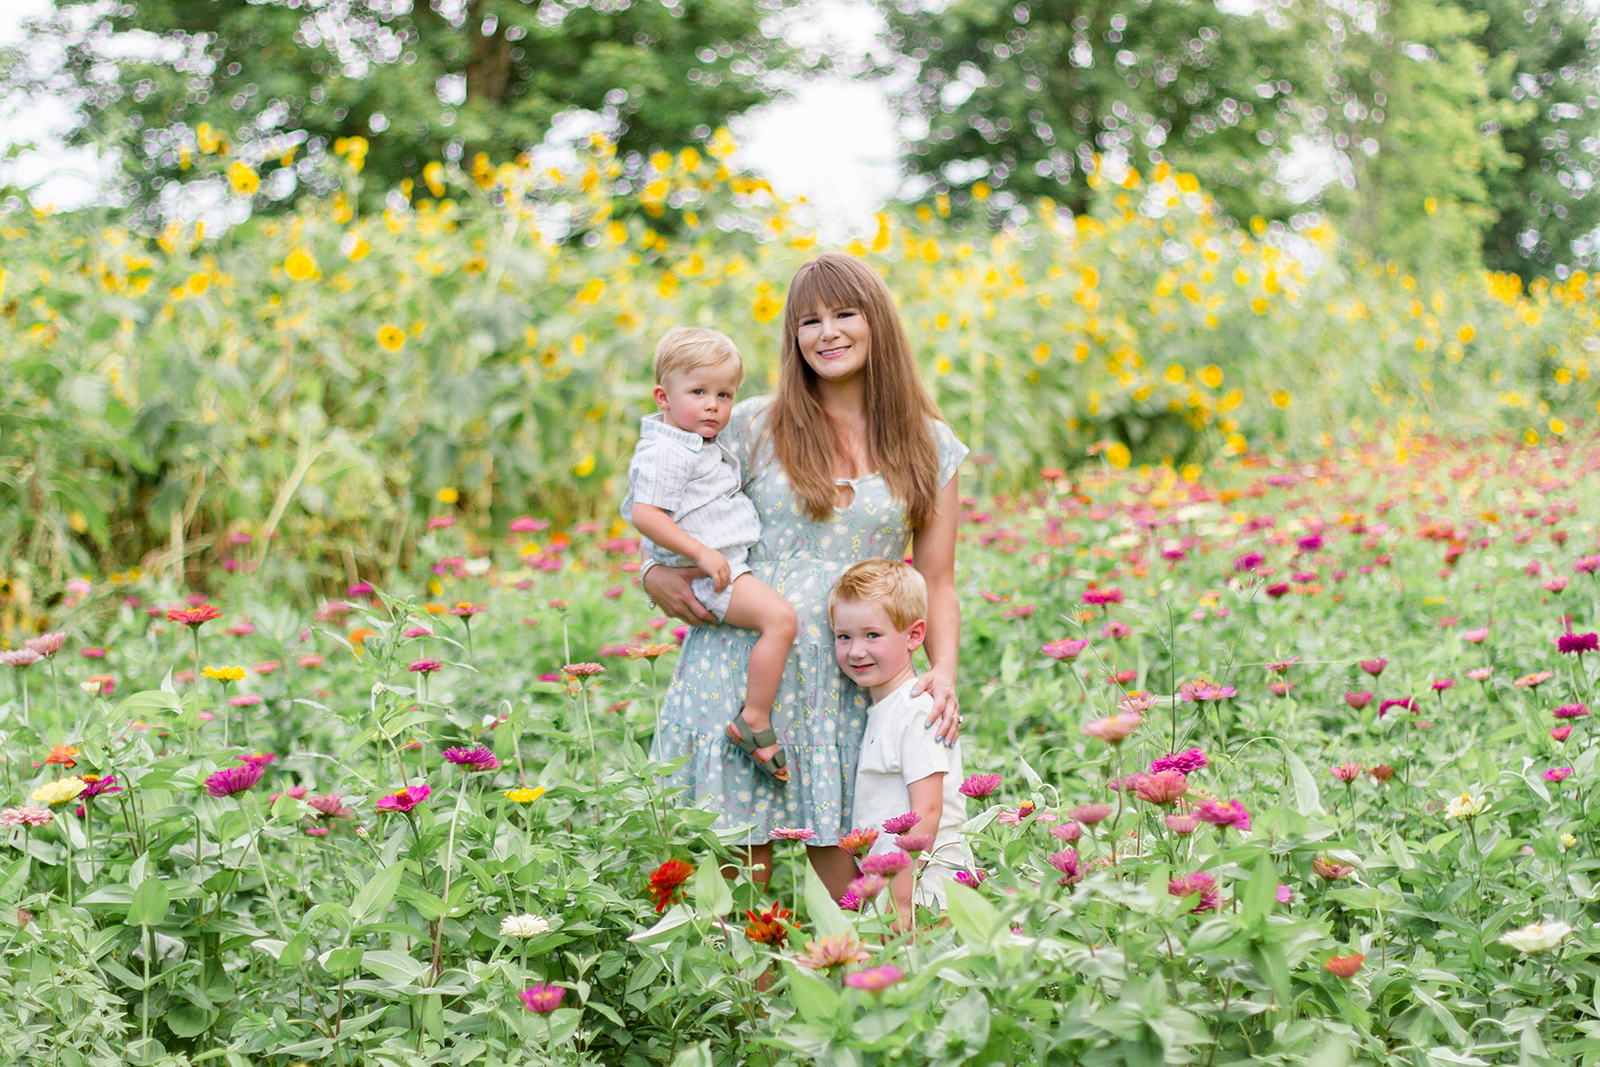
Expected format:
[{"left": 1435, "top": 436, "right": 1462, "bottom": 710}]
[{"left": 722, "top": 575, "right": 798, "bottom": 777}]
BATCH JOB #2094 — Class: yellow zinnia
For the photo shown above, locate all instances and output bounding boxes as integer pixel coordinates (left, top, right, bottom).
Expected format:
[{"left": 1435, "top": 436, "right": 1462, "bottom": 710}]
[
  {"left": 377, "top": 325, "right": 405, "bottom": 351},
  {"left": 33, "top": 777, "right": 87, "bottom": 805},
  {"left": 504, "top": 787, "right": 546, "bottom": 803},
  {"left": 284, "top": 249, "right": 316, "bottom": 281},
  {"left": 203, "top": 665, "right": 247, "bottom": 682}
]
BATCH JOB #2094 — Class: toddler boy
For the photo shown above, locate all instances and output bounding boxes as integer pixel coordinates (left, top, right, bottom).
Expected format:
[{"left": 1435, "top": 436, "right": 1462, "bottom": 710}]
[{"left": 623, "top": 327, "right": 798, "bottom": 782}]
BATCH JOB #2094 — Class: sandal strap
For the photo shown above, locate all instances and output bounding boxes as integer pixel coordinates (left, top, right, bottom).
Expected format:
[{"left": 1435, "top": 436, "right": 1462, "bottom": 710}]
[{"left": 748, "top": 725, "right": 779, "bottom": 747}]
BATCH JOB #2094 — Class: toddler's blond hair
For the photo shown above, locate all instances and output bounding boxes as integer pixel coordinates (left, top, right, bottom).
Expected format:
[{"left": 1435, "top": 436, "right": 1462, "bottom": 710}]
[
  {"left": 829, "top": 558, "right": 928, "bottom": 632},
  {"left": 654, "top": 327, "right": 744, "bottom": 386}
]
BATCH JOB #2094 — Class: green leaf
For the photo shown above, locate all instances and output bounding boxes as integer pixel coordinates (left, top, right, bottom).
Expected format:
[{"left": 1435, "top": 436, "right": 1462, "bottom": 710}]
[
  {"left": 319, "top": 946, "right": 364, "bottom": 976},
  {"left": 350, "top": 862, "right": 406, "bottom": 924},
  {"left": 1283, "top": 747, "right": 1321, "bottom": 815},
  {"left": 782, "top": 962, "right": 841, "bottom": 1023},
  {"left": 127, "top": 877, "right": 169, "bottom": 927},
  {"left": 691, "top": 854, "right": 732, "bottom": 917},
  {"left": 803, "top": 861, "right": 852, "bottom": 940},
  {"left": 669, "top": 1041, "right": 715, "bottom": 1067},
  {"left": 627, "top": 904, "right": 696, "bottom": 946},
  {"left": 1240, "top": 849, "right": 1278, "bottom": 927},
  {"left": 945, "top": 879, "right": 1001, "bottom": 947}
]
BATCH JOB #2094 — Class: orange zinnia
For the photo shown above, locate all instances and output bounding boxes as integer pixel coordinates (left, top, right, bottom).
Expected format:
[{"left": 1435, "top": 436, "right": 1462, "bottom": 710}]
[{"left": 45, "top": 744, "right": 79, "bottom": 768}]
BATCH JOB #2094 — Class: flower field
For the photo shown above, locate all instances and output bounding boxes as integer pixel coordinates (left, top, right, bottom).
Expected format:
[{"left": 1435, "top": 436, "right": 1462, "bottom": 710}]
[
  {"left": 1, "top": 136, "right": 1596, "bottom": 592},
  {"left": 1, "top": 427, "right": 1598, "bottom": 1066}
]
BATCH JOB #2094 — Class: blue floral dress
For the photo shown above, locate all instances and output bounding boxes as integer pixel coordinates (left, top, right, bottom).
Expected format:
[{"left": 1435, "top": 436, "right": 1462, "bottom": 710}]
[{"left": 650, "top": 396, "right": 968, "bottom": 847}]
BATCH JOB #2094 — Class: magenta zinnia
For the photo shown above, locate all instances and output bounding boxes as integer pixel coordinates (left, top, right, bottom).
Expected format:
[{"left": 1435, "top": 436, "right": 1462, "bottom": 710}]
[
  {"left": 1169, "top": 871, "right": 1221, "bottom": 913},
  {"left": 375, "top": 785, "right": 432, "bottom": 812},
  {"left": 1150, "top": 748, "right": 1208, "bottom": 775},
  {"left": 204, "top": 764, "right": 264, "bottom": 797},
  {"left": 520, "top": 983, "right": 566, "bottom": 1013},
  {"left": 881, "top": 811, "right": 920, "bottom": 835},
  {"left": 844, "top": 964, "right": 905, "bottom": 992},
  {"left": 958, "top": 773, "right": 1002, "bottom": 798},
  {"left": 442, "top": 746, "right": 500, "bottom": 771},
  {"left": 860, "top": 851, "right": 910, "bottom": 876}
]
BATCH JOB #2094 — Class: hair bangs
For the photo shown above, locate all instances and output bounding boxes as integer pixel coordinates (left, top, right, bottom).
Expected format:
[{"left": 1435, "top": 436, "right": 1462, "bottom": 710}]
[{"left": 783, "top": 257, "right": 876, "bottom": 333}]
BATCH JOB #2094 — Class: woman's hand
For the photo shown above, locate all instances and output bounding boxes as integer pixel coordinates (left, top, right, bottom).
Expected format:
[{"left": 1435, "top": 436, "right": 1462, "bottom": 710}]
[
  {"left": 642, "top": 564, "right": 714, "bottom": 625},
  {"left": 911, "top": 667, "right": 960, "bottom": 746}
]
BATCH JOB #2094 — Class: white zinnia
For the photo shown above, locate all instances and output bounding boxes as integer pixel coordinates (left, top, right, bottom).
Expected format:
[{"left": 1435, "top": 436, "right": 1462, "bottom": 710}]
[
  {"left": 500, "top": 914, "right": 550, "bottom": 938},
  {"left": 1444, "top": 793, "right": 1489, "bottom": 820},
  {"left": 1499, "top": 920, "right": 1572, "bottom": 954}
]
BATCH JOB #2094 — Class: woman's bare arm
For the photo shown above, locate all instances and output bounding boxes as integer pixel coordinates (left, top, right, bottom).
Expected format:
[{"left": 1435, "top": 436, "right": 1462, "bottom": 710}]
[{"left": 910, "top": 474, "right": 962, "bottom": 745}]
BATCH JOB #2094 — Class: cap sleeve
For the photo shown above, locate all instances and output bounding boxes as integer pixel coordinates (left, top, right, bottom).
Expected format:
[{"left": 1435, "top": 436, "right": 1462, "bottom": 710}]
[
  {"left": 932, "top": 419, "right": 968, "bottom": 490},
  {"left": 723, "top": 395, "right": 774, "bottom": 487}
]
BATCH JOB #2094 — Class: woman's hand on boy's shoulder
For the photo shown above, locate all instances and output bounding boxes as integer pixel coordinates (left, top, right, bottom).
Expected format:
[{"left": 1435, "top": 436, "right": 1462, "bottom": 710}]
[{"left": 911, "top": 668, "right": 960, "bottom": 746}]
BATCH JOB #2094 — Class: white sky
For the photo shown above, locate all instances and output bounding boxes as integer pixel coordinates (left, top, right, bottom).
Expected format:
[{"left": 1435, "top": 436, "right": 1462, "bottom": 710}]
[{"left": 0, "top": 0, "right": 906, "bottom": 233}]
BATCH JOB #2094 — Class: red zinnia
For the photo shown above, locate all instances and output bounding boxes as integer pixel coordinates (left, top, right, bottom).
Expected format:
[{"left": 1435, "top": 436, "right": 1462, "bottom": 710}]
[
  {"left": 168, "top": 605, "right": 223, "bottom": 628},
  {"left": 744, "top": 903, "right": 792, "bottom": 945},
  {"left": 647, "top": 858, "right": 694, "bottom": 913}
]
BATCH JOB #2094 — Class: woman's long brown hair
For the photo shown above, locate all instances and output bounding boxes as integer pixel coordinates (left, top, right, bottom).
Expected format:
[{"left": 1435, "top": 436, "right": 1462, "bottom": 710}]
[{"left": 765, "top": 253, "right": 944, "bottom": 529}]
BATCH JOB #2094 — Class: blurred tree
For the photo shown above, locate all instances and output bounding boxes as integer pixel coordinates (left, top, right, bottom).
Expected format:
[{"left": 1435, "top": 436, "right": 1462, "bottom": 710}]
[
  {"left": 1463, "top": 0, "right": 1600, "bottom": 273},
  {"left": 0, "top": 0, "right": 806, "bottom": 212},
  {"left": 876, "top": 0, "right": 1323, "bottom": 222},
  {"left": 1312, "top": 0, "right": 1527, "bottom": 272}
]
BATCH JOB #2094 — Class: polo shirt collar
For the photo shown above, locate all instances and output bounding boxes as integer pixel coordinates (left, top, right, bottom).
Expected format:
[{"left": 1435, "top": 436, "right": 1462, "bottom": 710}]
[{"left": 640, "top": 412, "right": 709, "bottom": 451}]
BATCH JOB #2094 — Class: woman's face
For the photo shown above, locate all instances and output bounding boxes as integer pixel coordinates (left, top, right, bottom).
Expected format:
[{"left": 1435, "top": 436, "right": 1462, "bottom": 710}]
[{"left": 795, "top": 303, "right": 870, "bottom": 383}]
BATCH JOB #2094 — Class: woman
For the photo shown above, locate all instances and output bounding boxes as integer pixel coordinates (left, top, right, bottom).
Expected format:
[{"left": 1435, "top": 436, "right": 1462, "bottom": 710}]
[{"left": 642, "top": 252, "right": 965, "bottom": 899}]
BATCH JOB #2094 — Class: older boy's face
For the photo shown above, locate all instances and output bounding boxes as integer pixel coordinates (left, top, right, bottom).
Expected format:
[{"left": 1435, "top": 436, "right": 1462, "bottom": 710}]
[
  {"left": 832, "top": 598, "right": 920, "bottom": 691},
  {"left": 654, "top": 357, "right": 741, "bottom": 439}
]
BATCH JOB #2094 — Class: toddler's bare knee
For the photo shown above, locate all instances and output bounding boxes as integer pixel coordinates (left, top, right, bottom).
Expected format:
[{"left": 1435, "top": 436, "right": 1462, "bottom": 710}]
[{"left": 771, "top": 603, "right": 798, "bottom": 643}]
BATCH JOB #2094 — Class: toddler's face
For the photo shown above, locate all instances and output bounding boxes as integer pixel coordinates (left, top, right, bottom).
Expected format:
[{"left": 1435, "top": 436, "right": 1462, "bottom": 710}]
[
  {"left": 654, "top": 357, "right": 741, "bottom": 439},
  {"left": 832, "top": 598, "right": 922, "bottom": 690}
]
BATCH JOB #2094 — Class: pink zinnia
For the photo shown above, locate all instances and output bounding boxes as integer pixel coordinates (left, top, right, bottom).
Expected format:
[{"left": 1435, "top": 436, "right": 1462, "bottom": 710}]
[
  {"left": 0, "top": 806, "right": 54, "bottom": 827},
  {"left": 1134, "top": 769, "right": 1188, "bottom": 805},
  {"left": 1552, "top": 726, "right": 1574, "bottom": 741},
  {"left": 1544, "top": 767, "right": 1574, "bottom": 783},
  {"left": 1194, "top": 799, "right": 1251, "bottom": 831},
  {"left": 1082, "top": 588, "right": 1125, "bottom": 606},
  {"left": 958, "top": 773, "right": 1002, "bottom": 798},
  {"left": 1048, "top": 849, "right": 1083, "bottom": 886},
  {"left": 297, "top": 654, "right": 324, "bottom": 669},
  {"left": 1070, "top": 803, "right": 1113, "bottom": 825},
  {"left": 844, "top": 965, "right": 905, "bottom": 992},
  {"left": 1329, "top": 764, "right": 1362, "bottom": 783},
  {"left": 204, "top": 764, "right": 265, "bottom": 797},
  {"left": 239, "top": 752, "right": 276, "bottom": 769},
  {"left": 228, "top": 694, "right": 263, "bottom": 707},
  {"left": 770, "top": 827, "right": 817, "bottom": 842},
  {"left": 1359, "top": 658, "right": 1388, "bottom": 677},
  {"left": 1178, "top": 680, "right": 1236, "bottom": 702},
  {"left": 1041, "top": 638, "right": 1089, "bottom": 661},
  {"left": 954, "top": 870, "right": 987, "bottom": 889},
  {"left": 1050, "top": 822, "right": 1083, "bottom": 843},
  {"left": 375, "top": 785, "right": 432, "bottom": 812},
  {"left": 895, "top": 833, "right": 934, "bottom": 853},
  {"left": 837, "top": 889, "right": 862, "bottom": 911},
  {"left": 1553, "top": 703, "right": 1590, "bottom": 719},
  {"left": 1431, "top": 679, "right": 1455, "bottom": 692},
  {"left": 881, "top": 812, "right": 920, "bottom": 835},
  {"left": 1169, "top": 871, "right": 1220, "bottom": 913},
  {"left": 403, "top": 626, "right": 433, "bottom": 639},
  {"left": 860, "top": 851, "right": 910, "bottom": 876},
  {"left": 1164, "top": 814, "right": 1200, "bottom": 835},
  {"left": 1461, "top": 627, "right": 1490, "bottom": 644},
  {"left": 308, "top": 794, "right": 354, "bottom": 818},
  {"left": 24, "top": 632, "right": 65, "bottom": 657},
  {"left": 80, "top": 647, "right": 107, "bottom": 659},
  {"left": 1082, "top": 712, "right": 1142, "bottom": 744},
  {"left": 1466, "top": 667, "right": 1493, "bottom": 682},
  {"left": 408, "top": 659, "right": 444, "bottom": 674},
  {"left": 1344, "top": 691, "right": 1374, "bottom": 710},
  {"left": 848, "top": 873, "right": 888, "bottom": 899}
]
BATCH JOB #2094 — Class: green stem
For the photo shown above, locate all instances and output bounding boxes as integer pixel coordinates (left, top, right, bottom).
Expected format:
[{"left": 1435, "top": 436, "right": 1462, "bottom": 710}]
[{"left": 244, "top": 798, "right": 291, "bottom": 940}]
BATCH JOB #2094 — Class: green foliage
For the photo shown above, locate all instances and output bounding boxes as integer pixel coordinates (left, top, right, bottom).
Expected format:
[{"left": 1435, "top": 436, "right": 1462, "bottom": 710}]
[
  {"left": 1465, "top": 0, "right": 1600, "bottom": 275},
  {"left": 0, "top": 145, "right": 1593, "bottom": 590},
  {"left": 877, "top": 0, "right": 1319, "bottom": 222},
  {"left": 2, "top": 0, "right": 804, "bottom": 208},
  {"left": 0, "top": 434, "right": 1598, "bottom": 1063},
  {"left": 1326, "top": 0, "right": 1522, "bottom": 271}
]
